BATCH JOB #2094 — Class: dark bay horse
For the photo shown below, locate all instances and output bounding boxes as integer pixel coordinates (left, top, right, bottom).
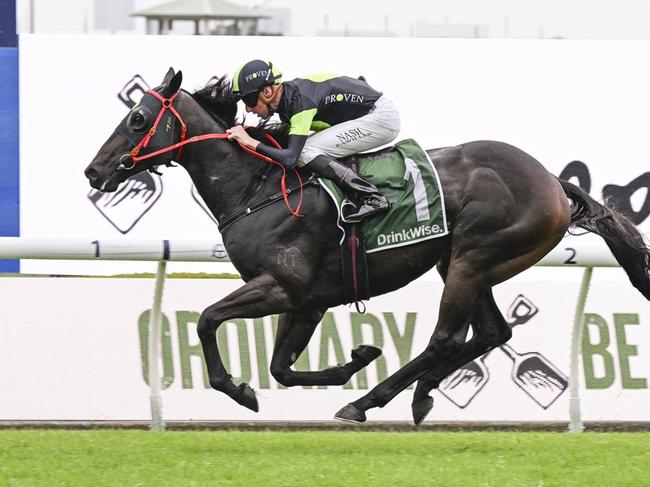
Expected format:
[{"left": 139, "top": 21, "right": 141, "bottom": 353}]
[{"left": 85, "top": 69, "right": 650, "bottom": 424}]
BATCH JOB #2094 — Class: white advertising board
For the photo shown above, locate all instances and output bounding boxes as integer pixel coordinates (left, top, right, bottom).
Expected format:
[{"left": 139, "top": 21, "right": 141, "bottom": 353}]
[
  {"left": 1, "top": 277, "right": 648, "bottom": 421},
  {"left": 18, "top": 35, "right": 650, "bottom": 275}
]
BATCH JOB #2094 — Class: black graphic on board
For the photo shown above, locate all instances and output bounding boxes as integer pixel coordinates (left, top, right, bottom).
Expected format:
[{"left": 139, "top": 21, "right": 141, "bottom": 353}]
[
  {"left": 500, "top": 343, "right": 569, "bottom": 409},
  {"left": 559, "top": 160, "right": 591, "bottom": 194},
  {"left": 438, "top": 294, "right": 569, "bottom": 409},
  {"left": 87, "top": 171, "right": 162, "bottom": 234},
  {"left": 438, "top": 355, "right": 491, "bottom": 409},
  {"left": 560, "top": 160, "right": 649, "bottom": 225},
  {"left": 117, "top": 75, "right": 150, "bottom": 109},
  {"left": 602, "top": 173, "right": 650, "bottom": 225}
]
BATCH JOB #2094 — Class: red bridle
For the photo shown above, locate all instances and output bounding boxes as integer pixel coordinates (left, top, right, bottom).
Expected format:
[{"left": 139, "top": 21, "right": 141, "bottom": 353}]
[
  {"left": 126, "top": 90, "right": 187, "bottom": 165},
  {"left": 123, "top": 89, "right": 303, "bottom": 217}
]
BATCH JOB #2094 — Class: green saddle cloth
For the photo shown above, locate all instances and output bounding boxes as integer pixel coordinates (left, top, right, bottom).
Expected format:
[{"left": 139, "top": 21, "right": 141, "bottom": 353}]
[{"left": 319, "top": 138, "right": 449, "bottom": 253}]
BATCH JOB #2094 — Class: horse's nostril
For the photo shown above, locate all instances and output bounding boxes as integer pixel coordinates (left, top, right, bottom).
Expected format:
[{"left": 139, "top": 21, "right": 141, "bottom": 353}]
[{"left": 85, "top": 167, "right": 99, "bottom": 181}]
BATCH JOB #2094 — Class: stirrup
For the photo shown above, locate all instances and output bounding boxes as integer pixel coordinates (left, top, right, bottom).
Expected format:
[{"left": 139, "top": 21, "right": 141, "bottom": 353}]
[{"left": 341, "top": 199, "right": 362, "bottom": 223}]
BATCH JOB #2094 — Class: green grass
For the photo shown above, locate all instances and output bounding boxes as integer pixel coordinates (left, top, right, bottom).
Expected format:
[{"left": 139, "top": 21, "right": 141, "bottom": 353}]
[{"left": 1, "top": 430, "right": 649, "bottom": 486}]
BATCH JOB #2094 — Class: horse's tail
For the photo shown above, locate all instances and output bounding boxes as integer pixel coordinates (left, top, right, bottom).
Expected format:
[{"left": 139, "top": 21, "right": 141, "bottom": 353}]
[{"left": 558, "top": 178, "right": 650, "bottom": 300}]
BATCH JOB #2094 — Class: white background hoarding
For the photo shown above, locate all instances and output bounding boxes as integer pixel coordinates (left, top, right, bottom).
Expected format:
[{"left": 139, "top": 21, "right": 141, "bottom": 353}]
[
  {"left": 8, "top": 35, "right": 650, "bottom": 422},
  {"left": 18, "top": 35, "right": 650, "bottom": 275},
  {"left": 1, "top": 277, "right": 648, "bottom": 421}
]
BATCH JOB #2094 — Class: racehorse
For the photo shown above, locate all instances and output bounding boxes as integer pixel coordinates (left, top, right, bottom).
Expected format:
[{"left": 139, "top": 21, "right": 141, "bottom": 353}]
[{"left": 85, "top": 69, "right": 650, "bottom": 424}]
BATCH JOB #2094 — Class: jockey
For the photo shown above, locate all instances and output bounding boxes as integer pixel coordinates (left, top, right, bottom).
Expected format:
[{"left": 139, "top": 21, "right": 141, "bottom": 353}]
[{"left": 227, "top": 59, "right": 401, "bottom": 221}]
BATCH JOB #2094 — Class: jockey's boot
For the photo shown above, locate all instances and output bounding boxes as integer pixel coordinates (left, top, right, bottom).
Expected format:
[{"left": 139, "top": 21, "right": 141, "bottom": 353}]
[{"left": 309, "top": 154, "right": 390, "bottom": 222}]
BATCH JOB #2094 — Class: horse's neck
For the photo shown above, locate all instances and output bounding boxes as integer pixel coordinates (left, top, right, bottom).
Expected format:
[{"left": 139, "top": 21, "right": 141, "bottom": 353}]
[
  {"left": 177, "top": 99, "right": 271, "bottom": 223},
  {"left": 181, "top": 147, "right": 256, "bottom": 223}
]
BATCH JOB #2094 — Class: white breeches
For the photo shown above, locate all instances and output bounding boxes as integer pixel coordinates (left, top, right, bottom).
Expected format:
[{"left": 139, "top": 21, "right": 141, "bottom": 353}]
[{"left": 298, "top": 96, "right": 401, "bottom": 166}]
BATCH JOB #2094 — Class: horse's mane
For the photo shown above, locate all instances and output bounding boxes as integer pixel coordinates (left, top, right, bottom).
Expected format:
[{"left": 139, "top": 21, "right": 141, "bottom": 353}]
[
  {"left": 191, "top": 76, "right": 289, "bottom": 147},
  {"left": 191, "top": 76, "right": 238, "bottom": 129}
]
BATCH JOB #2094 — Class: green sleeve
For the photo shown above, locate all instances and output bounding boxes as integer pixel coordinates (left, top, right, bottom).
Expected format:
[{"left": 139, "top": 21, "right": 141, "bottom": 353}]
[{"left": 289, "top": 108, "right": 317, "bottom": 136}]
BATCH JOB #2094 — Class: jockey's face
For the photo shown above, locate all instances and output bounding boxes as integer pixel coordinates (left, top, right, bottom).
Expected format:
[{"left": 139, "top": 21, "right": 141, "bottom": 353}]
[
  {"left": 244, "top": 85, "right": 278, "bottom": 119},
  {"left": 245, "top": 95, "right": 269, "bottom": 118}
]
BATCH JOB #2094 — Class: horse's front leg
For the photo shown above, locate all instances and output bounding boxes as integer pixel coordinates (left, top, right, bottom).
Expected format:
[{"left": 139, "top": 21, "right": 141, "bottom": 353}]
[
  {"left": 197, "top": 273, "right": 290, "bottom": 412},
  {"left": 270, "top": 308, "right": 382, "bottom": 387}
]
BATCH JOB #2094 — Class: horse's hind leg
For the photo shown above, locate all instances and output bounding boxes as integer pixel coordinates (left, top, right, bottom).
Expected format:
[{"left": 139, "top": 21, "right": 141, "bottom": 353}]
[
  {"left": 411, "top": 289, "right": 511, "bottom": 424},
  {"left": 334, "top": 161, "right": 570, "bottom": 422},
  {"left": 336, "top": 240, "right": 560, "bottom": 423},
  {"left": 335, "top": 263, "right": 489, "bottom": 423},
  {"left": 270, "top": 308, "right": 382, "bottom": 387},
  {"left": 197, "top": 273, "right": 291, "bottom": 412}
]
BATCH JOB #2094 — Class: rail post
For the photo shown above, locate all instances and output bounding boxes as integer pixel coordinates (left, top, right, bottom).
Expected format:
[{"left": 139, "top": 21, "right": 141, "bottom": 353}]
[
  {"left": 568, "top": 266, "right": 593, "bottom": 433},
  {"left": 148, "top": 260, "right": 167, "bottom": 431}
]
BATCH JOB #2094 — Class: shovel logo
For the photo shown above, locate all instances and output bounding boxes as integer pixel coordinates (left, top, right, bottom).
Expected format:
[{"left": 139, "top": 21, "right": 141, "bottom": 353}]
[
  {"left": 506, "top": 294, "right": 539, "bottom": 326},
  {"left": 439, "top": 294, "right": 568, "bottom": 409},
  {"left": 499, "top": 343, "right": 568, "bottom": 409},
  {"left": 87, "top": 171, "right": 162, "bottom": 234},
  {"left": 88, "top": 75, "right": 163, "bottom": 233},
  {"left": 438, "top": 356, "right": 491, "bottom": 408}
]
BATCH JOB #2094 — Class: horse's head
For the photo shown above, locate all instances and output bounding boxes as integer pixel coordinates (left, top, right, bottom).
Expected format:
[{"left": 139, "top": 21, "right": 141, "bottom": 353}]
[{"left": 85, "top": 68, "right": 185, "bottom": 192}]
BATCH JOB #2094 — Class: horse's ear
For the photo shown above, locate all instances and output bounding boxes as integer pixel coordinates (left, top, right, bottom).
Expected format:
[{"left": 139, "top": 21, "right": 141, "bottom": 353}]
[
  {"left": 162, "top": 67, "right": 175, "bottom": 85},
  {"left": 161, "top": 70, "right": 183, "bottom": 98}
]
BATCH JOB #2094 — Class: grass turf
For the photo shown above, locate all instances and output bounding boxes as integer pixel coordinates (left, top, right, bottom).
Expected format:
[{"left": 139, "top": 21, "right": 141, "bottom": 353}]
[{"left": 1, "top": 430, "right": 649, "bottom": 486}]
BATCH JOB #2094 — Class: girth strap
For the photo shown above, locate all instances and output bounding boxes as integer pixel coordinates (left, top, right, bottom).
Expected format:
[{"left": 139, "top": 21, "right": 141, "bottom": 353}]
[{"left": 218, "top": 177, "right": 317, "bottom": 232}]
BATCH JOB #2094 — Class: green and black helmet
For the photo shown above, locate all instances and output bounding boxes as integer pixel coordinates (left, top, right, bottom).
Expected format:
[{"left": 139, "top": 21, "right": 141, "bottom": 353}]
[{"left": 232, "top": 60, "right": 282, "bottom": 107}]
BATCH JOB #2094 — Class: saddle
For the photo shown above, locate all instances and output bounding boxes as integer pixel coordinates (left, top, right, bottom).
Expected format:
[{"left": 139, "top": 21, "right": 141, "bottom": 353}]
[{"left": 319, "top": 138, "right": 449, "bottom": 305}]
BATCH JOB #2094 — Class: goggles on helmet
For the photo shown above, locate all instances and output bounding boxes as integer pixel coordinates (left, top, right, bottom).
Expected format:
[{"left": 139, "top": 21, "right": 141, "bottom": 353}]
[{"left": 241, "top": 90, "right": 260, "bottom": 108}]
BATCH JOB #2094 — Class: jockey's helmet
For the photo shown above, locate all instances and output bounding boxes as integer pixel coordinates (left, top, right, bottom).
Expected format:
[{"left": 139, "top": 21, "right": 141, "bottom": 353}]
[{"left": 232, "top": 60, "right": 282, "bottom": 107}]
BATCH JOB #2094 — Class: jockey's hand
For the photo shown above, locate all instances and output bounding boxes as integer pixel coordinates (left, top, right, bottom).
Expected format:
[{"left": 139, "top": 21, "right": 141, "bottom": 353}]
[{"left": 226, "top": 126, "right": 260, "bottom": 151}]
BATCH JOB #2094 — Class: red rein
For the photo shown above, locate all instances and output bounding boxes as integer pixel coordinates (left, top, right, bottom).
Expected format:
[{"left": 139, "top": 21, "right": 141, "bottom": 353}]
[{"left": 128, "top": 89, "right": 303, "bottom": 218}]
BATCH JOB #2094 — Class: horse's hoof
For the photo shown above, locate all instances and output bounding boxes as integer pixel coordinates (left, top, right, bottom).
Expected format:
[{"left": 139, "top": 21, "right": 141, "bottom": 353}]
[
  {"left": 334, "top": 404, "right": 367, "bottom": 423},
  {"left": 351, "top": 345, "right": 382, "bottom": 366},
  {"left": 412, "top": 396, "right": 434, "bottom": 426},
  {"left": 237, "top": 383, "right": 259, "bottom": 412}
]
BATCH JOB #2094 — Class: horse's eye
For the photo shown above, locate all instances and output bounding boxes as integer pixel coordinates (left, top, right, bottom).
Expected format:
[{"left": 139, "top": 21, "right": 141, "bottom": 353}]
[{"left": 128, "top": 110, "right": 148, "bottom": 132}]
